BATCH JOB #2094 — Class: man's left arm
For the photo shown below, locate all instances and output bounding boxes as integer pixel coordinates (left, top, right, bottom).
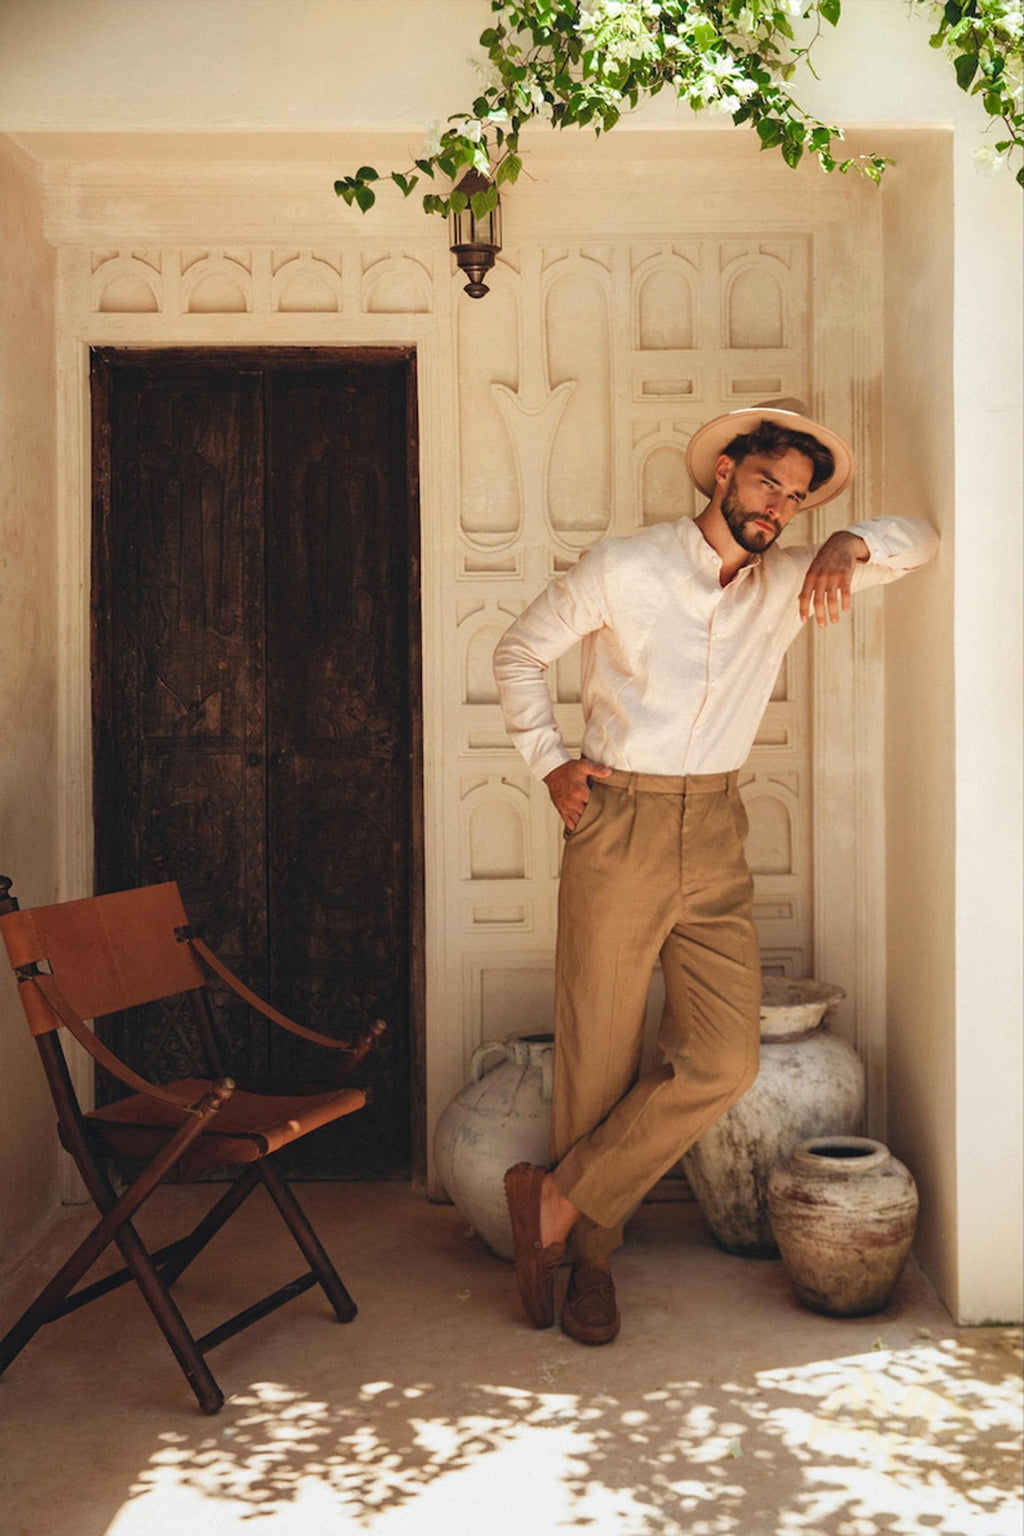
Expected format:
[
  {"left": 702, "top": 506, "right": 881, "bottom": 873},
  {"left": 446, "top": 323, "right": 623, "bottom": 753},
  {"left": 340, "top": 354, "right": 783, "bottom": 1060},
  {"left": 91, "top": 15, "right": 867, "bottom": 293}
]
[{"left": 798, "top": 517, "right": 939, "bottom": 628}]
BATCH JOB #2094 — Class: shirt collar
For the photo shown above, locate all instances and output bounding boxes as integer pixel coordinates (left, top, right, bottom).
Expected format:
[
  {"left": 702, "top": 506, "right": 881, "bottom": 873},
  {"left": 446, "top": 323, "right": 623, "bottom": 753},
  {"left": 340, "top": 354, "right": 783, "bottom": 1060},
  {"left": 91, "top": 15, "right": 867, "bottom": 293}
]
[{"left": 676, "top": 515, "right": 762, "bottom": 578}]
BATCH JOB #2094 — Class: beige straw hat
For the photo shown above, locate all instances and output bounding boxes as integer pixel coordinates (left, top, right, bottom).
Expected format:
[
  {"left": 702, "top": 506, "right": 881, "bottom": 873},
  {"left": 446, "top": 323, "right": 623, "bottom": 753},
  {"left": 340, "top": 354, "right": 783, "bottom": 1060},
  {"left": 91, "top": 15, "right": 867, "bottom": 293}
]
[{"left": 685, "top": 398, "right": 854, "bottom": 510}]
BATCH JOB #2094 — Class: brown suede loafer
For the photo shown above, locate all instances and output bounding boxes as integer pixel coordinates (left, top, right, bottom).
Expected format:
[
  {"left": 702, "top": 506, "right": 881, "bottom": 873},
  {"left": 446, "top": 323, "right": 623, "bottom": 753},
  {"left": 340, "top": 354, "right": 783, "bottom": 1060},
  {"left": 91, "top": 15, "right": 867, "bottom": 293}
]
[
  {"left": 561, "top": 1264, "right": 620, "bottom": 1345},
  {"left": 504, "top": 1162, "right": 565, "bottom": 1329}
]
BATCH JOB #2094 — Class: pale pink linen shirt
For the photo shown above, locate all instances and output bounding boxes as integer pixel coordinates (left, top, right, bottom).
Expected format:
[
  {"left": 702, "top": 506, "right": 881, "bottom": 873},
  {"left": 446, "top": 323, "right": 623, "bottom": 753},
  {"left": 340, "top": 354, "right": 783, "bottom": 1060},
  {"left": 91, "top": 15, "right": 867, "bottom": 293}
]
[{"left": 493, "top": 515, "right": 938, "bottom": 781}]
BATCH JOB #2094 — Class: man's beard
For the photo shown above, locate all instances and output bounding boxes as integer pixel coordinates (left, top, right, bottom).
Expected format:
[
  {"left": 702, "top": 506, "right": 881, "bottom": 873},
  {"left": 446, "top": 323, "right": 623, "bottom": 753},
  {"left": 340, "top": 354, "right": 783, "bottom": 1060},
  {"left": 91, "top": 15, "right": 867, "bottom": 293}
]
[{"left": 721, "top": 487, "right": 782, "bottom": 555}]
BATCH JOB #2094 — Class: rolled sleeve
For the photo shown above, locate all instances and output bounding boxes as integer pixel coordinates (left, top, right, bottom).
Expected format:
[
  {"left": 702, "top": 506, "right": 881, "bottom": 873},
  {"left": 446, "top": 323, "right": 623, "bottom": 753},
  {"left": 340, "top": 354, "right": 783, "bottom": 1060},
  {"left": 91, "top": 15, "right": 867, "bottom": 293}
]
[
  {"left": 844, "top": 517, "right": 940, "bottom": 586},
  {"left": 493, "top": 549, "right": 608, "bottom": 780}
]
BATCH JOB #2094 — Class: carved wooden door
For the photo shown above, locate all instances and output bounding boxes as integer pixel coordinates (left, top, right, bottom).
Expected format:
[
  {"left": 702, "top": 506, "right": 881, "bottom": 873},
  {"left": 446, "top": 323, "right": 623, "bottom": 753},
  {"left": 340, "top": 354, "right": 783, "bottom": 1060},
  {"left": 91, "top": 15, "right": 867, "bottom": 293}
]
[{"left": 91, "top": 348, "right": 422, "bottom": 1178}]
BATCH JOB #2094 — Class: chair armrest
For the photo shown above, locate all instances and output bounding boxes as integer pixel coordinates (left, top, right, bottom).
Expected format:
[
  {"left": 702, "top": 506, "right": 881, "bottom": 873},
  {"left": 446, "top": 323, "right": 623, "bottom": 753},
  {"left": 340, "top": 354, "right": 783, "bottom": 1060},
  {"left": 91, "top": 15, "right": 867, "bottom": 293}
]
[
  {"left": 27, "top": 973, "right": 228, "bottom": 1115},
  {"left": 186, "top": 935, "right": 385, "bottom": 1055}
]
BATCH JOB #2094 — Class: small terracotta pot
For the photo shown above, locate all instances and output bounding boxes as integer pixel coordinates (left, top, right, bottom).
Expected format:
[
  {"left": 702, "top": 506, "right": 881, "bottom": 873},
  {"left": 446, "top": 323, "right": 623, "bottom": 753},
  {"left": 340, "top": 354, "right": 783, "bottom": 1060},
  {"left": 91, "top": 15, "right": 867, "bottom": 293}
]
[{"left": 767, "top": 1135, "right": 919, "bottom": 1317}]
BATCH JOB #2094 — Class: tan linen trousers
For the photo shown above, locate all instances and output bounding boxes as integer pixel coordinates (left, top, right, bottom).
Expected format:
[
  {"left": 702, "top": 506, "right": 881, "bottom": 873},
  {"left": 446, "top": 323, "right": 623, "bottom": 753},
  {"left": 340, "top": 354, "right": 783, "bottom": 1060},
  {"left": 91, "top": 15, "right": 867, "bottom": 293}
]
[{"left": 549, "top": 769, "right": 761, "bottom": 1264}]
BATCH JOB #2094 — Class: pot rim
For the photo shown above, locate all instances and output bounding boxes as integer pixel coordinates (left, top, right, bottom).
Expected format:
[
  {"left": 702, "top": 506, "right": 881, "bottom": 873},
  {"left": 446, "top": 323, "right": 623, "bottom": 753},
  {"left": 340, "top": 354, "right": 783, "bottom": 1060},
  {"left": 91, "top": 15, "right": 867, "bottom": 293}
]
[{"left": 790, "top": 1135, "right": 890, "bottom": 1174}]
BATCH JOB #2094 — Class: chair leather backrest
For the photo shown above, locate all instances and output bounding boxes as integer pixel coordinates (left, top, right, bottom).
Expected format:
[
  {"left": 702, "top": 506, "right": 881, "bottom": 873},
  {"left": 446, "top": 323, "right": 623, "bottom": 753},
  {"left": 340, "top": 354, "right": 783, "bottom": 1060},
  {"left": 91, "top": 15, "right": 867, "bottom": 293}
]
[{"left": 0, "top": 883, "right": 206, "bottom": 1024}]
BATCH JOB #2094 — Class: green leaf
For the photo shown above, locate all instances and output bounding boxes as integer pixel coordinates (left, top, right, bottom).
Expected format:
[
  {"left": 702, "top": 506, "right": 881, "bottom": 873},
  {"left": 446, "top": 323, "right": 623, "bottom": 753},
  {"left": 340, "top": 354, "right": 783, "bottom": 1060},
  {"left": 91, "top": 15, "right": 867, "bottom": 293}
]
[
  {"left": 756, "top": 118, "right": 784, "bottom": 145},
  {"left": 470, "top": 185, "right": 499, "bottom": 218},
  {"left": 354, "top": 185, "right": 376, "bottom": 212},
  {"left": 355, "top": 166, "right": 379, "bottom": 182},
  {"left": 819, "top": 0, "right": 841, "bottom": 25},
  {"left": 448, "top": 190, "right": 468, "bottom": 216},
  {"left": 781, "top": 138, "right": 804, "bottom": 168},
  {"left": 954, "top": 51, "right": 979, "bottom": 91},
  {"left": 496, "top": 152, "right": 523, "bottom": 185}
]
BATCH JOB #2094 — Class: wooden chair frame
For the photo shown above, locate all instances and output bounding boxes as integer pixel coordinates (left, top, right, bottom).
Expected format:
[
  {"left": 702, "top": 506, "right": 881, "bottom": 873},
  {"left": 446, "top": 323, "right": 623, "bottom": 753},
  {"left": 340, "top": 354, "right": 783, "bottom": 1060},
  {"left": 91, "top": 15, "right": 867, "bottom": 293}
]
[{"left": 0, "top": 876, "right": 384, "bottom": 1414}]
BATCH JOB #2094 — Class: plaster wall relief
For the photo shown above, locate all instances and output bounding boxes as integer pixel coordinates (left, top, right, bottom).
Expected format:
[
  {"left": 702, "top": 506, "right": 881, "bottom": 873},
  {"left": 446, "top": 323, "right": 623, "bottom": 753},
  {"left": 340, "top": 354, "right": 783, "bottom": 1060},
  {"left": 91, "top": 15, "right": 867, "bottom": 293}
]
[
  {"left": 458, "top": 234, "right": 816, "bottom": 1056},
  {"left": 62, "top": 185, "right": 880, "bottom": 1172},
  {"left": 87, "top": 246, "right": 437, "bottom": 321}
]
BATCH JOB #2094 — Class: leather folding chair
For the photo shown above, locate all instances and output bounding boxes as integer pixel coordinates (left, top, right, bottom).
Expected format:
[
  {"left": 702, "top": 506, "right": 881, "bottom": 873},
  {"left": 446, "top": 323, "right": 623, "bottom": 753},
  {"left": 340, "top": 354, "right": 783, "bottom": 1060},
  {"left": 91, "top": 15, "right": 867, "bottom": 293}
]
[{"left": 0, "top": 875, "right": 385, "bottom": 1414}]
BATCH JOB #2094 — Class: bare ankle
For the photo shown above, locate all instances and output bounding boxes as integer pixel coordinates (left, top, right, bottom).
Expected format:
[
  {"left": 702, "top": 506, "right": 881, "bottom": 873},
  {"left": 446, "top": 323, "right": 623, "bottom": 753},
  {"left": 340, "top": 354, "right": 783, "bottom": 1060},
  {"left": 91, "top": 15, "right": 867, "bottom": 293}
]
[{"left": 540, "top": 1173, "right": 578, "bottom": 1249}]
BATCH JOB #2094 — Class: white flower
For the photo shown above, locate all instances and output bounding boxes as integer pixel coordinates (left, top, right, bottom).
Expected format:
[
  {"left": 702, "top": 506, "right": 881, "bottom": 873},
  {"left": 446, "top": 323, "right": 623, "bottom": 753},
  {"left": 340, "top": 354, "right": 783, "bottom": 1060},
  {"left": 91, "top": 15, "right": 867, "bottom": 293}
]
[
  {"left": 451, "top": 115, "right": 484, "bottom": 144},
  {"left": 709, "top": 53, "right": 739, "bottom": 81},
  {"left": 422, "top": 120, "right": 443, "bottom": 157},
  {"left": 973, "top": 143, "right": 1010, "bottom": 173},
  {"left": 472, "top": 58, "right": 504, "bottom": 92}
]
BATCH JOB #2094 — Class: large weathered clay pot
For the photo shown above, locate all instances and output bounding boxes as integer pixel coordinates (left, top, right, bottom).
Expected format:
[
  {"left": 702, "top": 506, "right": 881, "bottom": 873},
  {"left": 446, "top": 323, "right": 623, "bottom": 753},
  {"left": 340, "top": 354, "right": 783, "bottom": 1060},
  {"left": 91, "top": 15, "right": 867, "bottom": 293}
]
[
  {"left": 682, "top": 979, "right": 864, "bottom": 1256},
  {"left": 433, "top": 1034, "right": 553, "bottom": 1260},
  {"left": 768, "top": 1136, "right": 919, "bottom": 1316}
]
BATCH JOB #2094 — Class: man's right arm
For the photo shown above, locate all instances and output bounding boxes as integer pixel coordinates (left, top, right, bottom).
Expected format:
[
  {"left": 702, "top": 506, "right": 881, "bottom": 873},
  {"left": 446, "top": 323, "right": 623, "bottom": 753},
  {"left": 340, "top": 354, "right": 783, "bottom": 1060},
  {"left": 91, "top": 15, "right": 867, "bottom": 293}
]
[{"left": 493, "top": 550, "right": 608, "bottom": 788}]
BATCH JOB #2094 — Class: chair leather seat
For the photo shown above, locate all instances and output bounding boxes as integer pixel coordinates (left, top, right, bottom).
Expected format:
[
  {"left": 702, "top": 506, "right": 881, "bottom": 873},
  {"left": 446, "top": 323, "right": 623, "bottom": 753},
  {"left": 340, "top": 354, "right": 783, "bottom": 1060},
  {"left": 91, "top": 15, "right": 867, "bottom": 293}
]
[{"left": 86, "top": 1078, "right": 367, "bottom": 1171}]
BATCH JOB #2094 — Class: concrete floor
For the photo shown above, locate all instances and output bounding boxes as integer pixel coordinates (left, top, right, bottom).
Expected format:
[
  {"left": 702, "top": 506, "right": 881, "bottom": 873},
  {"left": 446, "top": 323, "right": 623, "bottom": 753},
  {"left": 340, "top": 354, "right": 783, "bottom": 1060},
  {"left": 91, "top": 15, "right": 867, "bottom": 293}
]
[{"left": 0, "top": 1181, "right": 1020, "bottom": 1536}]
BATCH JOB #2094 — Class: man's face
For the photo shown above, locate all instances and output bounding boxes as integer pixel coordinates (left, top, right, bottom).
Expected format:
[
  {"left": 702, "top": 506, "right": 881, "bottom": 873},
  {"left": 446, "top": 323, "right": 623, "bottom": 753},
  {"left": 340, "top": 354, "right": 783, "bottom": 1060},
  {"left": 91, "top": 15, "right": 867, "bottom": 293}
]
[{"left": 718, "top": 448, "right": 815, "bottom": 555}]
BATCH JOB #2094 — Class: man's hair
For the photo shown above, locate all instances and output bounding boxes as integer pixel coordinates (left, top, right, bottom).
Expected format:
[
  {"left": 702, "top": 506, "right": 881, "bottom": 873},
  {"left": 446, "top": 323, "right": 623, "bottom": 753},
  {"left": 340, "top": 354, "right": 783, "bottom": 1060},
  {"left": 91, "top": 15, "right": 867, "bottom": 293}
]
[{"left": 723, "top": 418, "right": 835, "bottom": 492}]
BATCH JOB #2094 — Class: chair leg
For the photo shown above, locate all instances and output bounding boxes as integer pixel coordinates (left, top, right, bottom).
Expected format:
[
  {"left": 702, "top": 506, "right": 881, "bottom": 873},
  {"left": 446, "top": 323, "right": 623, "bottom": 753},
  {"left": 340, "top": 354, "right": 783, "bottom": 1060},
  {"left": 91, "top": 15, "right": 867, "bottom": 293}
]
[
  {"left": 258, "top": 1160, "right": 357, "bottom": 1322},
  {"left": 0, "top": 1214, "right": 224, "bottom": 1416},
  {"left": 110, "top": 1221, "right": 225, "bottom": 1415},
  {"left": 157, "top": 1164, "right": 262, "bottom": 1288}
]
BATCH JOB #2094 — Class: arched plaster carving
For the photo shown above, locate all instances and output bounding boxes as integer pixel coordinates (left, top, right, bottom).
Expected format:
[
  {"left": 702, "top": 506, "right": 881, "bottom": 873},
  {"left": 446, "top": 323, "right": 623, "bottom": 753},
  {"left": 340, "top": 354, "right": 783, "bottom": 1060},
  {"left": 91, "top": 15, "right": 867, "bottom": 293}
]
[
  {"left": 641, "top": 442, "right": 690, "bottom": 526},
  {"left": 743, "top": 782, "right": 800, "bottom": 876},
  {"left": 465, "top": 625, "right": 506, "bottom": 705},
  {"left": 362, "top": 254, "right": 431, "bottom": 314},
  {"left": 725, "top": 264, "right": 784, "bottom": 349},
  {"left": 637, "top": 266, "right": 696, "bottom": 350},
  {"left": 545, "top": 269, "right": 611, "bottom": 543},
  {"left": 181, "top": 252, "right": 252, "bottom": 314},
  {"left": 92, "top": 253, "right": 161, "bottom": 314},
  {"left": 465, "top": 784, "right": 528, "bottom": 881},
  {"left": 273, "top": 253, "right": 343, "bottom": 313},
  {"left": 459, "top": 282, "right": 521, "bottom": 546}
]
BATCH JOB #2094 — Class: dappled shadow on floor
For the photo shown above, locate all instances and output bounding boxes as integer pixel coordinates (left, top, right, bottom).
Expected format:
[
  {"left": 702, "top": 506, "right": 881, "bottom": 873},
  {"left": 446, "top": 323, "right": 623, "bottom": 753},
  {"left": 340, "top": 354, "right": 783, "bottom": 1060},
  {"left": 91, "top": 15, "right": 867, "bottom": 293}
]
[
  {"left": 117, "top": 1323, "right": 1023, "bottom": 1534},
  {"left": 1, "top": 1186, "right": 1021, "bottom": 1536}
]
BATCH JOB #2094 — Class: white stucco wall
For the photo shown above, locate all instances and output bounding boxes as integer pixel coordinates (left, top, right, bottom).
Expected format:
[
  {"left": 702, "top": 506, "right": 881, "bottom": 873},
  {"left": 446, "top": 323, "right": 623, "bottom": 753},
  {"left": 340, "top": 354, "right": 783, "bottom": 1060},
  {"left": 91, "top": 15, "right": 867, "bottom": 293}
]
[
  {"left": 0, "top": 0, "right": 1020, "bottom": 1322},
  {"left": 0, "top": 133, "right": 63, "bottom": 1259}
]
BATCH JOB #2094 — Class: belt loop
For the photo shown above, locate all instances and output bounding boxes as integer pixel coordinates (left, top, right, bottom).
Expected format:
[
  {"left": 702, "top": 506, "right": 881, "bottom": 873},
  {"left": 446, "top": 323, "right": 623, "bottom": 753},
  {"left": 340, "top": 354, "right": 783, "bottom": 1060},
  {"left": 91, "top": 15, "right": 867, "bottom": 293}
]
[{"left": 627, "top": 774, "right": 637, "bottom": 798}]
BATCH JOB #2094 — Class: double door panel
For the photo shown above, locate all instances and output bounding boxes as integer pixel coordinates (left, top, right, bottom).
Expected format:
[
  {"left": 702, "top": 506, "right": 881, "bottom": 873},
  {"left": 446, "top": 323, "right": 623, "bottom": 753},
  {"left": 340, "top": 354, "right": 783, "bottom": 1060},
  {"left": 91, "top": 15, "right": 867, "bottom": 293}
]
[{"left": 91, "top": 348, "right": 421, "bottom": 1177}]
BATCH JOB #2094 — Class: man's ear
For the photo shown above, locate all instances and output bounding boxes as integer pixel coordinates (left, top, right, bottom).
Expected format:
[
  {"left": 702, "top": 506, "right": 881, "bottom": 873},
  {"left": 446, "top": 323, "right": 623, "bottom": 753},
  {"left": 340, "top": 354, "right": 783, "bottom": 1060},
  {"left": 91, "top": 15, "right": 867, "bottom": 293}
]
[{"left": 713, "top": 453, "right": 735, "bottom": 489}]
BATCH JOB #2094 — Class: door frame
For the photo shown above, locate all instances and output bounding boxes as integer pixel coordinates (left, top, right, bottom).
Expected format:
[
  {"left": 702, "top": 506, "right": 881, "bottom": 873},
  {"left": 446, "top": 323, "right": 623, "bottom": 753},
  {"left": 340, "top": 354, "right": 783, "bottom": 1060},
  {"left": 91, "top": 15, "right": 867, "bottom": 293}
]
[{"left": 87, "top": 343, "right": 427, "bottom": 1182}]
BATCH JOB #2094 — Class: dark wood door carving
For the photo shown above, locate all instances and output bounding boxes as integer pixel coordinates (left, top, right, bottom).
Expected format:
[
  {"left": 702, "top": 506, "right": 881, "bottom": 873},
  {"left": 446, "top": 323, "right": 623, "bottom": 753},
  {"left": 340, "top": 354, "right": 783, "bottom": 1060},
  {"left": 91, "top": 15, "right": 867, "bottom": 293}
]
[{"left": 91, "top": 349, "right": 423, "bottom": 1178}]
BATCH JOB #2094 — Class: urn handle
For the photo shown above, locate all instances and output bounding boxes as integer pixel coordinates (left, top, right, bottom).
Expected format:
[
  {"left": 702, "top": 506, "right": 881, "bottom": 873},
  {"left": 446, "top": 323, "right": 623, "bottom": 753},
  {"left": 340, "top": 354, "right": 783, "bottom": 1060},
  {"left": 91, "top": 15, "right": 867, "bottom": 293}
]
[{"left": 468, "top": 1039, "right": 512, "bottom": 1084}]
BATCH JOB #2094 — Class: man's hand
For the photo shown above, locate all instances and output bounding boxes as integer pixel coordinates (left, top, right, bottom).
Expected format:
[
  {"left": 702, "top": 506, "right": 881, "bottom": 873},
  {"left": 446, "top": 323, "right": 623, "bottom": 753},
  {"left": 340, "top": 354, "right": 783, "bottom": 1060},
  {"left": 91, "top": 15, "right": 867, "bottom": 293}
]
[
  {"left": 544, "top": 758, "right": 612, "bottom": 831},
  {"left": 798, "top": 531, "right": 870, "bottom": 628}
]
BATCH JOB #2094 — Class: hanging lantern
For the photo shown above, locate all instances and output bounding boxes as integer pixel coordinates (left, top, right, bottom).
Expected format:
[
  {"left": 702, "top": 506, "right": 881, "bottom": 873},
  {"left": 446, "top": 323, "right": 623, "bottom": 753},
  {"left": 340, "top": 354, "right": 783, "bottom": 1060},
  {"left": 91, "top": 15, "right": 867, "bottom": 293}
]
[{"left": 449, "top": 170, "right": 502, "bottom": 299}]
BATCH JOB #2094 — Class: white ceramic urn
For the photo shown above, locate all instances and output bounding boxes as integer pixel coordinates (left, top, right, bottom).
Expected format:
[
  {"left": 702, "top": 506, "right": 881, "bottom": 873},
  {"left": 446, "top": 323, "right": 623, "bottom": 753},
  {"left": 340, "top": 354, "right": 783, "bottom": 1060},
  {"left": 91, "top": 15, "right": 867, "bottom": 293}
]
[
  {"left": 433, "top": 1034, "right": 554, "bottom": 1260},
  {"left": 682, "top": 979, "right": 865, "bottom": 1257}
]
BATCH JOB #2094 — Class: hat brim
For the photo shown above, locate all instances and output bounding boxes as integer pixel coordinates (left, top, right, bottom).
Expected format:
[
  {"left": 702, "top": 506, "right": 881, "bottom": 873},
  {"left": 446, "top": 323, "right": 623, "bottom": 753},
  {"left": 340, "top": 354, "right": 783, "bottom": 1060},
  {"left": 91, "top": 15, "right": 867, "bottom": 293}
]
[{"left": 685, "top": 407, "right": 854, "bottom": 510}]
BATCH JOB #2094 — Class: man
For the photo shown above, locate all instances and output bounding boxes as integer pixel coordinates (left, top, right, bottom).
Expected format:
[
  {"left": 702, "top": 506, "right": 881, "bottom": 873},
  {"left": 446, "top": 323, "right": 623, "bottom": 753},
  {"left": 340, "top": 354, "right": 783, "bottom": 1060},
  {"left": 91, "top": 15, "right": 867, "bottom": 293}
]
[{"left": 492, "top": 401, "right": 938, "bottom": 1346}]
